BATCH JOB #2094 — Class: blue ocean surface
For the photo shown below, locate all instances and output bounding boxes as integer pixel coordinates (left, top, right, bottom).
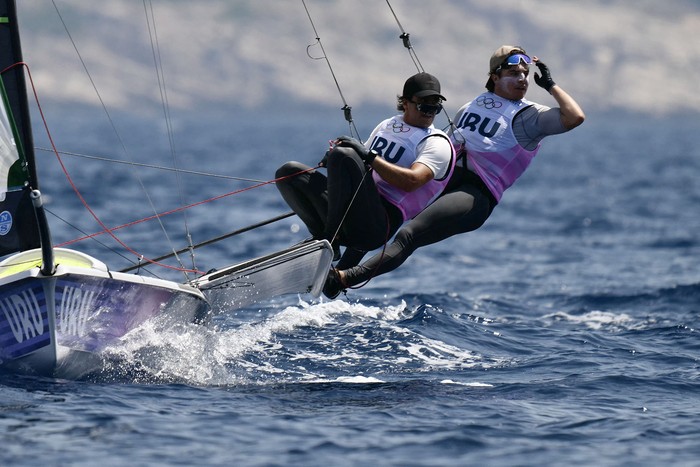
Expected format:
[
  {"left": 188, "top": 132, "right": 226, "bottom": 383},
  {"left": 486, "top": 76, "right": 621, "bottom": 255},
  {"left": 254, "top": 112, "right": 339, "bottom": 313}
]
[{"left": 1, "top": 109, "right": 699, "bottom": 466}]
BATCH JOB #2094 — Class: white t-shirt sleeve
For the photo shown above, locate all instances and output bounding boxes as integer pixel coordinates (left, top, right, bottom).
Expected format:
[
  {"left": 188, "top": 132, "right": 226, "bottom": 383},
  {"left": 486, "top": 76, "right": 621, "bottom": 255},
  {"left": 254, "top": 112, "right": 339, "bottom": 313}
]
[{"left": 415, "top": 135, "right": 452, "bottom": 180}]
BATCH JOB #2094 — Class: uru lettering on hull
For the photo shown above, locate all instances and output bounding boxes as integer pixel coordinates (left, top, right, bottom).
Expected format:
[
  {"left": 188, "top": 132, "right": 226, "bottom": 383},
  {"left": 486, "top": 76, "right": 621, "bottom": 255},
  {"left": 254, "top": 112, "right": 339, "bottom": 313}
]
[
  {"left": 0, "top": 287, "right": 44, "bottom": 342},
  {"left": 57, "top": 286, "right": 96, "bottom": 337},
  {"left": 0, "top": 283, "right": 50, "bottom": 359}
]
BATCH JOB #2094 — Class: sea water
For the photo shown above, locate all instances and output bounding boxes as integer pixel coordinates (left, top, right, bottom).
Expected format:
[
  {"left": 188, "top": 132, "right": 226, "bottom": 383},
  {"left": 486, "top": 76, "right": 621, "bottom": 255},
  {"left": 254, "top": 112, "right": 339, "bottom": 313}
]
[{"left": 1, "top": 110, "right": 699, "bottom": 466}]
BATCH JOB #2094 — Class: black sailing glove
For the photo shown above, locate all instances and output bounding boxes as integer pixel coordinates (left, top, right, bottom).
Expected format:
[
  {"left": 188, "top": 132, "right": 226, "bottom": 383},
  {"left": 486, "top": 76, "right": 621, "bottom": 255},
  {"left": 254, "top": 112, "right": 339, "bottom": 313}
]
[
  {"left": 335, "top": 136, "right": 377, "bottom": 165},
  {"left": 534, "top": 61, "right": 556, "bottom": 92}
]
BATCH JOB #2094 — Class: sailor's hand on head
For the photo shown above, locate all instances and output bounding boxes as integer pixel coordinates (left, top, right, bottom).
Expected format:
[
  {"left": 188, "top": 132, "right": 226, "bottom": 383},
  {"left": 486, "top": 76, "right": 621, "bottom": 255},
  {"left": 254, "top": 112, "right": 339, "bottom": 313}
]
[{"left": 533, "top": 58, "right": 556, "bottom": 92}]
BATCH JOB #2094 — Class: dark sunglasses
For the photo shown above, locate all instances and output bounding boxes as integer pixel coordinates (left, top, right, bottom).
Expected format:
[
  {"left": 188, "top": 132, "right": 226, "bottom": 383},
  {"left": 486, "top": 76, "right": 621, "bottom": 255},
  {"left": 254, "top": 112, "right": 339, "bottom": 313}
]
[{"left": 411, "top": 101, "right": 443, "bottom": 116}]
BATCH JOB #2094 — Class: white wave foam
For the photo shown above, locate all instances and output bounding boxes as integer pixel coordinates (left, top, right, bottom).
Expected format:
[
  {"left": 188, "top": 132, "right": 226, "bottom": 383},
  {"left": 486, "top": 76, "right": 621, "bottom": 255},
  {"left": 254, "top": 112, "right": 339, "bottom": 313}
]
[
  {"left": 301, "top": 375, "right": 386, "bottom": 384},
  {"left": 440, "top": 379, "right": 494, "bottom": 388},
  {"left": 403, "top": 337, "right": 483, "bottom": 370},
  {"left": 543, "top": 310, "right": 632, "bottom": 330},
  {"left": 99, "top": 299, "right": 496, "bottom": 385}
]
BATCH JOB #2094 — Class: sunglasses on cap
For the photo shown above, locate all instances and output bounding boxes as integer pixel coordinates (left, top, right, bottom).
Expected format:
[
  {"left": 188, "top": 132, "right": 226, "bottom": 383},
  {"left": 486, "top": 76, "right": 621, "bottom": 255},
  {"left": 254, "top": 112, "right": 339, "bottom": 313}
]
[
  {"left": 411, "top": 101, "right": 443, "bottom": 116},
  {"left": 495, "top": 53, "right": 532, "bottom": 72}
]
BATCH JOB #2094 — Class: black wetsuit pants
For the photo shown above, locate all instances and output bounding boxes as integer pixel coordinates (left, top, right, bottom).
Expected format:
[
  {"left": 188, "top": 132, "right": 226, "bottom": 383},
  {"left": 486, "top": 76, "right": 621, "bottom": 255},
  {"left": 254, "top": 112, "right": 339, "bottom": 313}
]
[
  {"left": 275, "top": 146, "right": 402, "bottom": 253},
  {"left": 342, "top": 167, "right": 498, "bottom": 287}
]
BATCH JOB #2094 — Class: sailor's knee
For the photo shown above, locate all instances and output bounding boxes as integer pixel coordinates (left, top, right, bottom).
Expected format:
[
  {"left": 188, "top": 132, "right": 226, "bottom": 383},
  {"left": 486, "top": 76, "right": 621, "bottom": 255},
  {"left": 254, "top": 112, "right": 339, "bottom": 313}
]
[
  {"left": 276, "top": 161, "right": 307, "bottom": 179},
  {"left": 327, "top": 146, "right": 362, "bottom": 169},
  {"left": 332, "top": 146, "right": 355, "bottom": 157},
  {"left": 394, "top": 227, "right": 414, "bottom": 247},
  {"left": 390, "top": 227, "right": 420, "bottom": 257}
]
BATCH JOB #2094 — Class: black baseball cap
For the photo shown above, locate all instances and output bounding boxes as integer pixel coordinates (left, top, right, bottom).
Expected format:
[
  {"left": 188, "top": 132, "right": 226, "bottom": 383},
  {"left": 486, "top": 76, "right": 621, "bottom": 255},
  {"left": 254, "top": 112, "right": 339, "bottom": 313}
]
[{"left": 402, "top": 72, "right": 446, "bottom": 101}]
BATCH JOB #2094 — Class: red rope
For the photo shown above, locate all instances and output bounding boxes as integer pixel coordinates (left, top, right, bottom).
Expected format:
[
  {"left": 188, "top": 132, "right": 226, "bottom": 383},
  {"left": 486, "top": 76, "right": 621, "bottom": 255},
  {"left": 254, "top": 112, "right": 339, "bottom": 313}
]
[{"left": 56, "top": 165, "right": 318, "bottom": 247}]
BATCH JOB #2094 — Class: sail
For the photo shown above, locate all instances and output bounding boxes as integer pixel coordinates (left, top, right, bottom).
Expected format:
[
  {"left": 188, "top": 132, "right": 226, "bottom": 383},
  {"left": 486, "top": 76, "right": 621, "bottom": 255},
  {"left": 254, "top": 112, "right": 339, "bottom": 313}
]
[
  {"left": 0, "top": 93, "right": 19, "bottom": 188},
  {"left": 0, "top": 0, "right": 41, "bottom": 256}
]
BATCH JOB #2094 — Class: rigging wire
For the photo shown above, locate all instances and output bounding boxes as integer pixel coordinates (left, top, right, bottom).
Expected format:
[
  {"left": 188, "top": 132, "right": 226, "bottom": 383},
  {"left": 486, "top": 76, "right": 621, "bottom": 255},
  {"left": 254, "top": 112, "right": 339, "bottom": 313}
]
[
  {"left": 14, "top": 3, "right": 382, "bottom": 279},
  {"left": 50, "top": 0, "right": 192, "bottom": 276},
  {"left": 34, "top": 146, "right": 268, "bottom": 183},
  {"left": 56, "top": 165, "right": 318, "bottom": 248},
  {"left": 301, "top": 0, "right": 360, "bottom": 141},
  {"left": 384, "top": 0, "right": 424, "bottom": 73},
  {"left": 384, "top": 0, "right": 456, "bottom": 133},
  {"left": 300, "top": 0, "right": 377, "bottom": 249},
  {"left": 119, "top": 211, "right": 297, "bottom": 274},
  {"left": 143, "top": 0, "right": 197, "bottom": 276},
  {"left": 33, "top": 3, "right": 441, "bottom": 281},
  {"left": 44, "top": 206, "right": 167, "bottom": 279},
  {"left": 13, "top": 60, "right": 198, "bottom": 274},
  {"left": 316, "top": 1, "right": 459, "bottom": 292}
]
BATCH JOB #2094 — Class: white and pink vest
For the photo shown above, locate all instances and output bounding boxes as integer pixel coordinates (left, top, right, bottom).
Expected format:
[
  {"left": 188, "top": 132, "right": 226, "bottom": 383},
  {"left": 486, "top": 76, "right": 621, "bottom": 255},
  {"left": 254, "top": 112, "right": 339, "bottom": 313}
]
[
  {"left": 452, "top": 92, "right": 540, "bottom": 202},
  {"left": 367, "top": 115, "right": 455, "bottom": 221}
]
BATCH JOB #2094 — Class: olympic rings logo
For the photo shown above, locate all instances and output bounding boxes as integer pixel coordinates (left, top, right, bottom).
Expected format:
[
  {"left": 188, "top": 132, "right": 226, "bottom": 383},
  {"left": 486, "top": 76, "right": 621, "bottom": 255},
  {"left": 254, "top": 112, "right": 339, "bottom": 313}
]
[
  {"left": 386, "top": 119, "right": 411, "bottom": 133},
  {"left": 476, "top": 96, "right": 502, "bottom": 109}
]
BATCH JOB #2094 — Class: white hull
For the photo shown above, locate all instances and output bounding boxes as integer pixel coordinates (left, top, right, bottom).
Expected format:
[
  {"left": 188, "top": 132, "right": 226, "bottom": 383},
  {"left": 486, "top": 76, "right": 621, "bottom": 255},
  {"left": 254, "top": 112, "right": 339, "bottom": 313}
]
[
  {"left": 0, "top": 241, "right": 333, "bottom": 377},
  {"left": 0, "top": 248, "right": 209, "bottom": 378}
]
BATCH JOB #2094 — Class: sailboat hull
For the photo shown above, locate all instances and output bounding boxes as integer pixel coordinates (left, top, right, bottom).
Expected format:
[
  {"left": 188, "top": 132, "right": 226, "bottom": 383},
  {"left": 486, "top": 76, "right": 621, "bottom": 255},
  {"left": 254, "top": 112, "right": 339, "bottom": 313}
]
[{"left": 0, "top": 248, "right": 209, "bottom": 377}]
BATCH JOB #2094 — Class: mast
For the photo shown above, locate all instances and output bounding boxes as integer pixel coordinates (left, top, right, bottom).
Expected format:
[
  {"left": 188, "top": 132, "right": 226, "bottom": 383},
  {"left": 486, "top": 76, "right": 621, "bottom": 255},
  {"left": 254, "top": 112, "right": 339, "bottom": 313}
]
[
  {"left": 0, "top": 0, "right": 51, "bottom": 271},
  {"left": 0, "top": 0, "right": 37, "bottom": 187}
]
